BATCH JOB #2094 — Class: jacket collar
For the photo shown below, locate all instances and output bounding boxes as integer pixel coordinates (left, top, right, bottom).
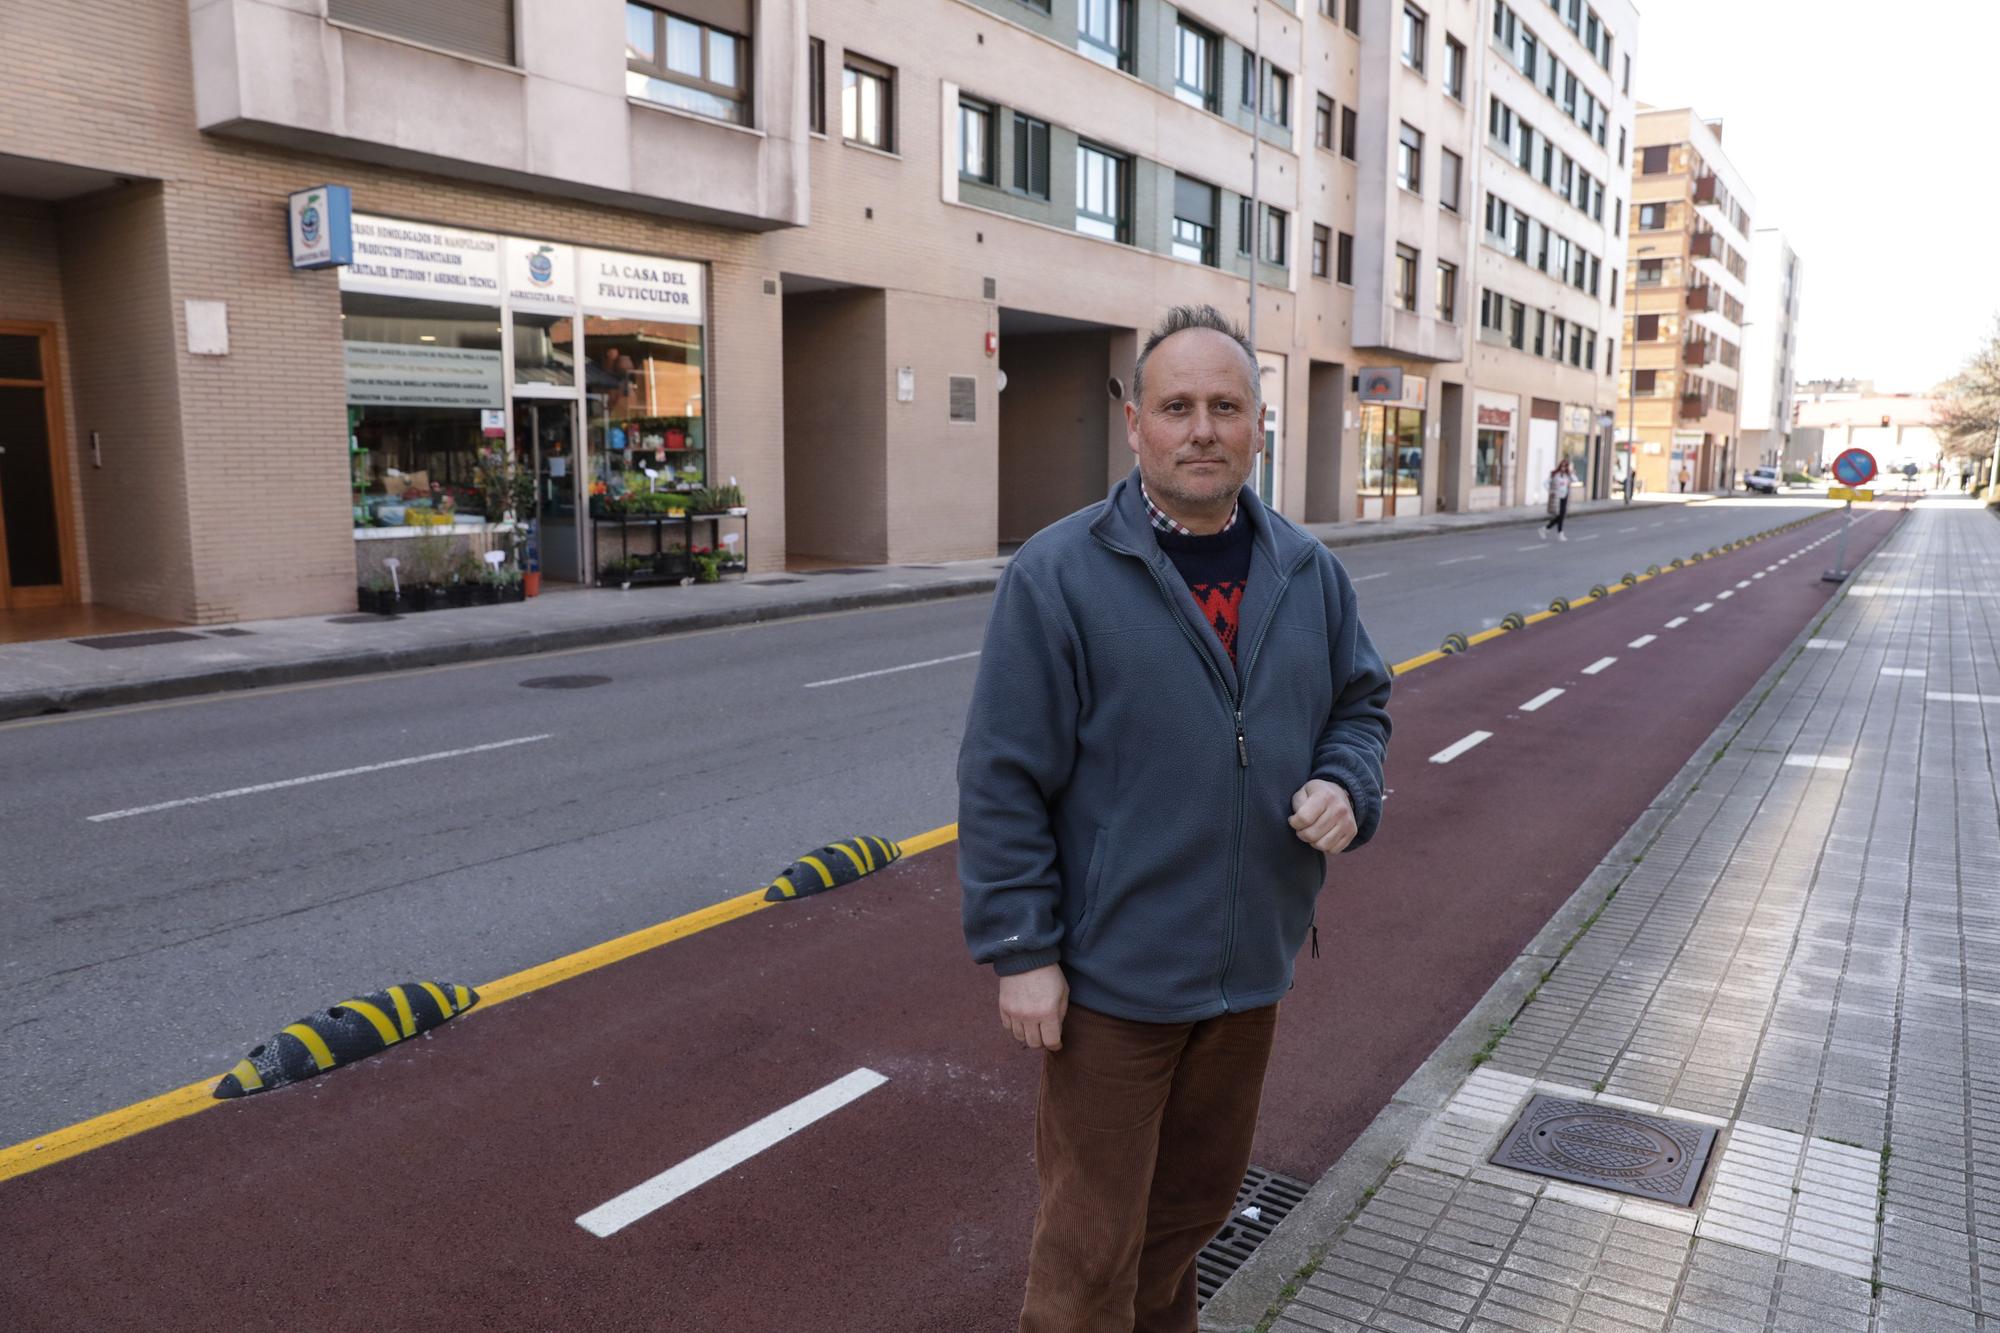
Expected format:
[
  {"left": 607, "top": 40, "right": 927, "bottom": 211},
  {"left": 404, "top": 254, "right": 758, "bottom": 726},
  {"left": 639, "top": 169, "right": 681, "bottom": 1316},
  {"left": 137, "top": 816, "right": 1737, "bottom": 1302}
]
[{"left": 1091, "top": 466, "right": 1312, "bottom": 572}]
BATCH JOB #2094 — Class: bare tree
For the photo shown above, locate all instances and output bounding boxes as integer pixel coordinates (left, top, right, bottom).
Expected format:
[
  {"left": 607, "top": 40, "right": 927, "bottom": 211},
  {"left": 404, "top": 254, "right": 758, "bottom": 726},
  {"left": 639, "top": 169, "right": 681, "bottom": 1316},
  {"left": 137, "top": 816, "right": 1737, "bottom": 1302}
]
[{"left": 1935, "top": 314, "right": 2000, "bottom": 464}]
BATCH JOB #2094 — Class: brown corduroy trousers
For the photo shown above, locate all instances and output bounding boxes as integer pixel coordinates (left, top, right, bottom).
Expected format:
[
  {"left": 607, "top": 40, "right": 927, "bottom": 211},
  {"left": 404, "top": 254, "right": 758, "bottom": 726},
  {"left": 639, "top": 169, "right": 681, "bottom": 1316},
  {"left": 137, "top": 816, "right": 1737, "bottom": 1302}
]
[{"left": 1017, "top": 1001, "right": 1280, "bottom": 1333}]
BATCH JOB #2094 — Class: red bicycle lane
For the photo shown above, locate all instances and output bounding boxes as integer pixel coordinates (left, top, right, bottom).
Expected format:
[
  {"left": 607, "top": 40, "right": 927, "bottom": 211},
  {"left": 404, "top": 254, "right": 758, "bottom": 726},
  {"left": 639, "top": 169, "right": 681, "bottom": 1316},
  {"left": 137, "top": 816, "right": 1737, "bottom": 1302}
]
[{"left": 0, "top": 508, "right": 1895, "bottom": 1333}]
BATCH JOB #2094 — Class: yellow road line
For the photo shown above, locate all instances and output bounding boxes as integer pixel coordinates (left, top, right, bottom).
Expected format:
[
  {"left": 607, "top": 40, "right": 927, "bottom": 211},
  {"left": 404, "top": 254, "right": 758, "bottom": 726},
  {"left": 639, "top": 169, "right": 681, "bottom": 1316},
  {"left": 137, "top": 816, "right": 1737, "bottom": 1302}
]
[{"left": 0, "top": 819, "right": 965, "bottom": 1187}]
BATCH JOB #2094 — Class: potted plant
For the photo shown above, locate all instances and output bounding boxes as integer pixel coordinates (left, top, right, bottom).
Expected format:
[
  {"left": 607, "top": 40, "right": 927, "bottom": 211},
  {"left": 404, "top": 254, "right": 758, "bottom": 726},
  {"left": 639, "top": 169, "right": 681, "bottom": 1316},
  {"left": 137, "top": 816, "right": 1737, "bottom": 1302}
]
[
  {"left": 691, "top": 546, "right": 721, "bottom": 583},
  {"left": 710, "top": 482, "right": 746, "bottom": 515},
  {"left": 359, "top": 573, "right": 396, "bottom": 615}
]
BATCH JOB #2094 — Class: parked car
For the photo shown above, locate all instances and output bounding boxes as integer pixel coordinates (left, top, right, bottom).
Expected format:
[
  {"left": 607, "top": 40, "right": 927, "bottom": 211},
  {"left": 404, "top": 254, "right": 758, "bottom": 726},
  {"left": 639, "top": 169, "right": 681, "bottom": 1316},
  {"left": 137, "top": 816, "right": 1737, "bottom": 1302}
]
[{"left": 1745, "top": 465, "right": 1781, "bottom": 495}]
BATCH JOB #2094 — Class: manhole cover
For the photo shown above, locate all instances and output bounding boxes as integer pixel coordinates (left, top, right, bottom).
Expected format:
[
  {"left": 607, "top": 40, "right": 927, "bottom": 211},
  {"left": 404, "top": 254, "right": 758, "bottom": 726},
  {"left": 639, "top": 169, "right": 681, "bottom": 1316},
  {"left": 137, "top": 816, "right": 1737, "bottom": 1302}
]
[
  {"left": 73, "top": 631, "right": 205, "bottom": 649},
  {"left": 1490, "top": 1096, "right": 1716, "bottom": 1206},
  {"left": 1194, "top": 1166, "right": 1308, "bottom": 1305},
  {"left": 519, "top": 674, "right": 612, "bottom": 690}
]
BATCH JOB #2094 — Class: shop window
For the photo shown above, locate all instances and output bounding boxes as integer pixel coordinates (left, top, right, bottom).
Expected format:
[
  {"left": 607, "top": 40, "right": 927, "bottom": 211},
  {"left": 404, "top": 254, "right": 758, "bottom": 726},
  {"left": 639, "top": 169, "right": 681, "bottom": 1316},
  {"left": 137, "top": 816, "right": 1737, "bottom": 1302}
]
[
  {"left": 626, "top": 2, "right": 752, "bottom": 126},
  {"left": 513, "top": 311, "right": 575, "bottom": 387},
  {"left": 585, "top": 316, "right": 707, "bottom": 504},
  {"left": 1475, "top": 428, "right": 1502, "bottom": 485},
  {"left": 342, "top": 291, "right": 504, "bottom": 529}
]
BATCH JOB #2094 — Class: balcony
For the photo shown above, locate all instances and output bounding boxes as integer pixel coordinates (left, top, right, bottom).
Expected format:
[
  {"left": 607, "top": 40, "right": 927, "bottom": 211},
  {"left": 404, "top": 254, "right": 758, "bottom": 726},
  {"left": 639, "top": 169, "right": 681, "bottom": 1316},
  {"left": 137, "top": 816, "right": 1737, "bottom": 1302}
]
[
  {"left": 1690, "top": 232, "right": 1717, "bottom": 259},
  {"left": 1683, "top": 341, "right": 1710, "bottom": 367},
  {"left": 1678, "top": 393, "right": 1707, "bottom": 420},
  {"left": 1694, "top": 173, "right": 1718, "bottom": 204},
  {"left": 1685, "top": 284, "right": 1711, "bottom": 312}
]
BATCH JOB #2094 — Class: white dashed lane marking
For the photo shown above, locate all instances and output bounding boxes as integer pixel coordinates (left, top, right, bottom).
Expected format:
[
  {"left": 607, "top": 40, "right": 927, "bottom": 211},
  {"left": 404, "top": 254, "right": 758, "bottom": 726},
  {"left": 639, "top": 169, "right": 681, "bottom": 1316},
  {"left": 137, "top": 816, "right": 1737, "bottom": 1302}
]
[
  {"left": 1717, "top": 591, "right": 1735, "bottom": 600},
  {"left": 1665, "top": 617, "right": 1689, "bottom": 629},
  {"left": 1628, "top": 635, "right": 1657, "bottom": 649},
  {"left": 1695, "top": 603, "right": 1715, "bottom": 613},
  {"left": 1429, "top": 732, "right": 1493, "bottom": 764},
  {"left": 1582, "top": 657, "right": 1618, "bottom": 675},
  {"left": 1519, "top": 688, "right": 1565, "bottom": 712}
]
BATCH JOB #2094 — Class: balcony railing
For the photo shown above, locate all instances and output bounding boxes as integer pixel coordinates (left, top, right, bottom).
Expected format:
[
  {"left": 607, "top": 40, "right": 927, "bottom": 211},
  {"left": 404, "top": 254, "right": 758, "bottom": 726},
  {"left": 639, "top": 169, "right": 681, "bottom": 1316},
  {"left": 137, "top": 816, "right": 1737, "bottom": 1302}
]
[
  {"left": 1685, "top": 285, "right": 1711, "bottom": 312},
  {"left": 1690, "top": 232, "right": 1717, "bottom": 259},
  {"left": 1683, "top": 341, "right": 1710, "bottom": 367},
  {"left": 1679, "top": 394, "right": 1708, "bottom": 420},
  {"left": 1694, "top": 174, "right": 1718, "bottom": 204}
]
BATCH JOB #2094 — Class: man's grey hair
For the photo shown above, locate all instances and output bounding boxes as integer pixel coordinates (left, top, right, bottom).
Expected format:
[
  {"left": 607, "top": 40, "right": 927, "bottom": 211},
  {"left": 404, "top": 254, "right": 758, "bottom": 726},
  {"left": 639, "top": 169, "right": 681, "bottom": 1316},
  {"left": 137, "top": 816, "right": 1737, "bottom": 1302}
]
[{"left": 1130, "top": 304, "right": 1261, "bottom": 409}]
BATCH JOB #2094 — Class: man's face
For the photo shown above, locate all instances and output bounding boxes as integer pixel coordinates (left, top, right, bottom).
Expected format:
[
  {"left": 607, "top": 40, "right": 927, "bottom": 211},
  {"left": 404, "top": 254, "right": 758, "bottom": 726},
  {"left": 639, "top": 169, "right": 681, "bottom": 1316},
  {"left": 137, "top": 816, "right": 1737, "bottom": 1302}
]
[{"left": 1124, "top": 329, "right": 1261, "bottom": 515}]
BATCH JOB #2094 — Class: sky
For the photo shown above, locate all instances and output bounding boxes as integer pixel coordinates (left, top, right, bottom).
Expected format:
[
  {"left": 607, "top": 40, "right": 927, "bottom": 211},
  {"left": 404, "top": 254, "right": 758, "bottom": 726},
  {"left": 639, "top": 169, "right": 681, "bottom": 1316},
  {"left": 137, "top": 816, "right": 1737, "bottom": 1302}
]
[{"left": 1630, "top": 0, "right": 2000, "bottom": 392}]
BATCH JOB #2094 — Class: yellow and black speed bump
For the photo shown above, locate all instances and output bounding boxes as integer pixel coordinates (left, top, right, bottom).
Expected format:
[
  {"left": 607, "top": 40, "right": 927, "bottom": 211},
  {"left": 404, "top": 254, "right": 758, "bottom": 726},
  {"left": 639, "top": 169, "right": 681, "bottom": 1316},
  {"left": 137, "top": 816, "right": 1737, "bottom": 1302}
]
[
  {"left": 1441, "top": 632, "right": 1470, "bottom": 655},
  {"left": 1621, "top": 573, "right": 1639, "bottom": 587},
  {"left": 1647, "top": 565, "right": 1661, "bottom": 576},
  {"left": 1501, "top": 612, "right": 1526, "bottom": 631},
  {"left": 214, "top": 982, "right": 477, "bottom": 1099},
  {"left": 1549, "top": 597, "right": 1571, "bottom": 614},
  {"left": 1671, "top": 557, "right": 1686, "bottom": 568},
  {"left": 764, "top": 836, "right": 903, "bottom": 902},
  {"left": 1589, "top": 584, "right": 1610, "bottom": 600}
]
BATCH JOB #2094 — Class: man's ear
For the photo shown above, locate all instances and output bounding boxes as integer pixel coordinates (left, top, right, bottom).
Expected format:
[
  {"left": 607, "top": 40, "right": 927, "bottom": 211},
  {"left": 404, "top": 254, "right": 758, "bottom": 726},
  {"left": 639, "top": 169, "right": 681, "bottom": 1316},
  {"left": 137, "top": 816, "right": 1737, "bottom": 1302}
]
[{"left": 1124, "top": 399, "right": 1140, "bottom": 457}]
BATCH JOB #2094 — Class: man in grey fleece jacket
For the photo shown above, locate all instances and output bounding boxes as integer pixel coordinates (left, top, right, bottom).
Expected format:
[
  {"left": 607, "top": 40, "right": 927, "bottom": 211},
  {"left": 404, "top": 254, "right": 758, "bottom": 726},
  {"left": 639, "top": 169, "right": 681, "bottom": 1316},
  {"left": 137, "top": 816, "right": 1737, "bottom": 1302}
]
[{"left": 959, "top": 305, "right": 1392, "bottom": 1331}]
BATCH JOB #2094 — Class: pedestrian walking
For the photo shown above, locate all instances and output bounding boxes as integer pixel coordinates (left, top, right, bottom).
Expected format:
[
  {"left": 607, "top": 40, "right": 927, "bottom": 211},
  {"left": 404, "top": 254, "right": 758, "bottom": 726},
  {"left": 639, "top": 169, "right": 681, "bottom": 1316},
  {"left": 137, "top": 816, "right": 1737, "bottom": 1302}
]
[
  {"left": 957, "top": 304, "right": 1393, "bottom": 1333},
  {"left": 1541, "top": 456, "right": 1577, "bottom": 541},
  {"left": 1678, "top": 464, "right": 1691, "bottom": 493}
]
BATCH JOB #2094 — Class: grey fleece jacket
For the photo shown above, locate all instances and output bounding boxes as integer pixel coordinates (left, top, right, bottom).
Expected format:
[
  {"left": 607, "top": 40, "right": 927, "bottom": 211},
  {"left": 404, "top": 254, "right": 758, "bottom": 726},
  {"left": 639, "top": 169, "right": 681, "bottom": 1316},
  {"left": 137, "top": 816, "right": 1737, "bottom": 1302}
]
[{"left": 957, "top": 469, "right": 1393, "bottom": 1023}]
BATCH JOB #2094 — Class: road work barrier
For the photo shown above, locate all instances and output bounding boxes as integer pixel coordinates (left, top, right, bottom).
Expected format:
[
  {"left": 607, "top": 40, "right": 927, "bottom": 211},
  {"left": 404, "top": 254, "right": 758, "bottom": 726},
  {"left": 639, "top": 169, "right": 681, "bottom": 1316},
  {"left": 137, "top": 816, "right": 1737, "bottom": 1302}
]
[
  {"left": 214, "top": 982, "right": 478, "bottom": 1098},
  {"left": 764, "top": 837, "right": 904, "bottom": 902}
]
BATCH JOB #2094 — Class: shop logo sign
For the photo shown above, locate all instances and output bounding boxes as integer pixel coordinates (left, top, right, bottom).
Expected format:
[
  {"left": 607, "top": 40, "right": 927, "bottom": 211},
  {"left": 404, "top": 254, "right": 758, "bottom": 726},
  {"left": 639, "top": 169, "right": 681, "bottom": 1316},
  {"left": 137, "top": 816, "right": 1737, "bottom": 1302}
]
[
  {"left": 527, "top": 245, "right": 556, "bottom": 287},
  {"left": 288, "top": 184, "right": 353, "bottom": 270},
  {"left": 300, "top": 195, "right": 322, "bottom": 245}
]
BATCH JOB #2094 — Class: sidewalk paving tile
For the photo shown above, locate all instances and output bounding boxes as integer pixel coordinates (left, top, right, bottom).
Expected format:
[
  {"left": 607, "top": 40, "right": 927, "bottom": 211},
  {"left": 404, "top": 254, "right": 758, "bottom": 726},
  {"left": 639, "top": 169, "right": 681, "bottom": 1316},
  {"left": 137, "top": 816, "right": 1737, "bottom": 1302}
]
[{"left": 1261, "top": 502, "right": 2000, "bottom": 1331}]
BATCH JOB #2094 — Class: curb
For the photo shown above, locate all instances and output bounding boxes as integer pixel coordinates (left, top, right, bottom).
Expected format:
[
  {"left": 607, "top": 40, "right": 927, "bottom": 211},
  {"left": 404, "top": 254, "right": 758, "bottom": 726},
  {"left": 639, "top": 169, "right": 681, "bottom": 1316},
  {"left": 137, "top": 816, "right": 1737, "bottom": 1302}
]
[
  {"left": 1199, "top": 504, "right": 1907, "bottom": 1333},
  {"left": 0, "top": 575, "right": 1001, "bottom": 722},
  {"left": 1314, "top": 493, "right": 1726, "bottom": 552}
]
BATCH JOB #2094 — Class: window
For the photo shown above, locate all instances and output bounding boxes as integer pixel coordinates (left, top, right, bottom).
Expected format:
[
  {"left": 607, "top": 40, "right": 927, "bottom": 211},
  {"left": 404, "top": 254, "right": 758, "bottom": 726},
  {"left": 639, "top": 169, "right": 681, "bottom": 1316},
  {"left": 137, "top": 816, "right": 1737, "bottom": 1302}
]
[
  {"left": 1440, "top": 148, "right": 1462, "bottom": 212},
  {"left": 1340, "top": 105, "right": 1358, "bottom": 159},
  {"left": 1617, "top": 125, "right": 1626, "bottom": 167},
  {"left": 333, "top": 0, "right": 512, "bottom": 63},
  {"left": 1014, "top": 113, "right": 1051, "bottom": 198},
  {"left": 1398, "top": 122, "right": 1423, "bottom": 193},
  {"left": 1436, "top": 260, "right": 1458, "bottom": 322},
  {"left": 1261, "top": 205, "right": 1289, "bottom": 266},
  {"left": 1316, "top": 94, "right": 1335, "bottom": 150},
  {"left": 1078, "top": 0, "right": 1132, "bottom": 70},
  {"left": 1337, "top": 231, "right": 1355, "bottom": 284},
  {"left": 1312, "top": 223, "right": 1331, "bottom": 278},
  {"left": 842, "top": 54, "right": 894, "bottom": 149},
  {"left": 1534, "top": 309, "right": 1545, "bottom": 356},
  {"left": 1346, "top": 0, "right": 1361, "bottom": 35},
  {"left": 1614, "top": 197, "right": 1622, "bottom": 235},
  {"left": 808, "top": 37, "right": 825, "bottom": 134},
  {"left": 1622, "top": 52, "right": 1631, "bottom": 94},
  {"left": 1395, "top": 244, "right": 1420, "bottom": 311},
  {"left": 1636, "top": 313, "right": 1660, "bottom": 340},
  {"left": 1641, "top": 145, "right": 1669, "bottom": 174},
  {"left": 626, "top": 4, "right": 751, "bottom": 125},
  {"left": 1402, "top": 4, "right": 1427, "bottom": 71},
  {"left": 958, "top": 99, "right": 994, "bottom": 183},
  {"left": 1241, "top": 49, "right": 1257, "bottom": 107},
  {"left": 1076, "top": 143, "right": 1128, "bottom": 242},
  {"left": 1510, "top": 300, "right": 1525, "bottom": 349},
  {"left": 1634, "top": 369, "right": 1657, "bottom": 394},
  {"left": 1175, "top": 18, "right": 1219, "bottom": 110},
  {"left": 1262, "top": 63, "right": 1292, "bottom": 127},
  {"left": 1172, "top": 175, "right": 1218, "bottom": 266},
  {"left": 1444, "top": 36, "right": 1466, "bottom": 99},
  {"left": 1238, "top": 197, "right": 1253, "bottom": 254},
  {"left": 1638, "top": 202, "right": 1665, "bottom": 230}
]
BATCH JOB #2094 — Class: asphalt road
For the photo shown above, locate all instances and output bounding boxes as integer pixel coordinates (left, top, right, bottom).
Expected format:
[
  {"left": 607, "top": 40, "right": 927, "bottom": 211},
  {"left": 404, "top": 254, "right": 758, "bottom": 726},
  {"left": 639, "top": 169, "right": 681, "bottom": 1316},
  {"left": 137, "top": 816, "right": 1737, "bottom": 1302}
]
[
  {"left": 0, "top": 504, "right": 1900, "bottom": 1332},
  {"left": 0, "top": 494, "right": 1853, "bottom": 1146}
]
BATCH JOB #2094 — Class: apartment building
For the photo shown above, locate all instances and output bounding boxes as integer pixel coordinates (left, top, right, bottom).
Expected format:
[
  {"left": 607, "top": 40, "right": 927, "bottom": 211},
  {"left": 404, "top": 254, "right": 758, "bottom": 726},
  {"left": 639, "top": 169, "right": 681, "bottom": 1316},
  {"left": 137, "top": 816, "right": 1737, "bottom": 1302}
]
[
  {"left": 1739, "top": 228, "right": 1803, "bottom": 470},
  {"left": 1616, "top": 106, "right": 1756, "bottom": 494},
  {"left": 0, "top": 0, "right": 1641, "bottom": 626}
]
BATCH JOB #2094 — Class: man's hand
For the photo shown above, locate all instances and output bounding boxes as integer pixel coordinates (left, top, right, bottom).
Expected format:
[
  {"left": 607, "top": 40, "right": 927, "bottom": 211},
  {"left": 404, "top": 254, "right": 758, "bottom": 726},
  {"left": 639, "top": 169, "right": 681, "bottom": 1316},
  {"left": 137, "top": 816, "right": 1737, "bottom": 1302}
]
[
  {"left": 1289, "top": 778, "right": 1358, "bottom": 854},
  {"left": 998, "top": 964, "right": 1069, "bottom": 1051}
]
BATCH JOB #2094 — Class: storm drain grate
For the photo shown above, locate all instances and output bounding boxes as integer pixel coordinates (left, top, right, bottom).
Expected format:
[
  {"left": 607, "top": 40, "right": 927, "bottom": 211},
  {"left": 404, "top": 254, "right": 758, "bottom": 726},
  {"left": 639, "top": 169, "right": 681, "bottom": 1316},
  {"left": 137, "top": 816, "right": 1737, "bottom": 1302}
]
[
  {"left": 204, "top": 628, "right": 254, "bottom": 637},
  {"left": 1489, "top": 1095, "right": 1717, "bottom": 1207},
  {"left": 519, "top": 674, "right": 612, "bottom": 690},
  {"left": 327, "top": 614, "right": 397, "bottom": 624},
  {"left": 72, "top": 631, "right": 205, "bottom": 649},
  {"left": 1194, "top": 1165, "right": 1309, "bottom": 1306}
]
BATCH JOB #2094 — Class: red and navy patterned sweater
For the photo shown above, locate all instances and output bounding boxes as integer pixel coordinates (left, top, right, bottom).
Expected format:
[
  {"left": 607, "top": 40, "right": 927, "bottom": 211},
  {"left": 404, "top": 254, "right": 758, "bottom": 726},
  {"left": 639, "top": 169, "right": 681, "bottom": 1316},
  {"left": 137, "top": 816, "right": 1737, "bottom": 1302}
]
[{"left": 1155, "top": 516, "right": 1253, "bottom": 664}]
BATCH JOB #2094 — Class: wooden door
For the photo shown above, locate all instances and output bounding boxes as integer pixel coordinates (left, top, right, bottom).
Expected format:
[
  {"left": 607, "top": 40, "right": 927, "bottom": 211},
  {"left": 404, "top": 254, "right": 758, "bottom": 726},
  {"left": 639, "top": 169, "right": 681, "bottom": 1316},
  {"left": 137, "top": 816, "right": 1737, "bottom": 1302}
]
[{"left": 0, "top": 323, "right": 78, "bottom": 609}]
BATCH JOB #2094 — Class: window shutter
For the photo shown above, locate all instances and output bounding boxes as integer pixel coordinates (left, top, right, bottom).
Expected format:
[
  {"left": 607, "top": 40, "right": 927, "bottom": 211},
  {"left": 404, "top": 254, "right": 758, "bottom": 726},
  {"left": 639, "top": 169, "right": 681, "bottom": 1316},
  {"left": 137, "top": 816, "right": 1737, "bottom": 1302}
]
[
  {"left": 1174, "top": 175, "right": 1214, "bottom": 223},
  {"left": 329, "top": 0, "right": 515, "bottom": 63}
]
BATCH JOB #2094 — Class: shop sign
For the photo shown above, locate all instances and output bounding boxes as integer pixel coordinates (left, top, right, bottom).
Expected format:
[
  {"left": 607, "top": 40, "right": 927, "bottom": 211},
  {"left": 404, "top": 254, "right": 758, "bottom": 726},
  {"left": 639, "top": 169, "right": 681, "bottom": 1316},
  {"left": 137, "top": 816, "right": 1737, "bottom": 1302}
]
[
  {"left": 288, "top": 185, "right": 352, "bottom": 269},
  {"left": 1562, "top": 404, "right": 1594, "bottom": 434},
  {"left": 481, "top": 409, "right": 507, "bottom": 437},
  {"left": 579, "top": 247, "right": 705, "bottom": 321},
  {"left": 505, "top": 237, "right": 577, "bottom": 312},
  {"left": 1356, "top": 367, "right": 1403, "bottom": 403},
  {"left": 344, "top": 340, "right": 504, "bottom": 409},
  {"left": 1477, "top": 405, "right": 1513, "bottom": 428},
  {"left": 340, "top": 215, "right": 502, "bottom": 304}
]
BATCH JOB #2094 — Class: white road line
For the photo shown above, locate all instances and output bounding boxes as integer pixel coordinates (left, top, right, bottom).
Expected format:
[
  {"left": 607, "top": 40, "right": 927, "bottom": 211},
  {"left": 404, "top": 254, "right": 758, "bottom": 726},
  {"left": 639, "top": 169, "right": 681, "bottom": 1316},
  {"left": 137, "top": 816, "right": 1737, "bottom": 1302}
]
[
  {"left": 1735, "top": 580, "right": 1752, "bottom": 589},
  {"left": 1429, "top": 731, "right": 1493, "bottom": 764},
  {"left": 1649, "top": 521, "right": 1665, "bottom": 527},
  {"left": 1628, "top": 635, "right": 1657, "bottom": 649},
  {"left": 87, "top": 735, "right": 554, "bottom": 823},
  {"left": 1694, "top": 603, "right": 1715, "bottom": 613},
  {"left": 1752, "top": 572, "right": 1767, "bottom": 579},
  {"left": 1618, "top": 526, "right": 1639, "bottom": 533},
  {"left": 576, "top": 1068, "right": 888, "bottom": 1238},
  {"left": 1436, "top": 554, "right": 1488, "bottom": 566},
  {"left": 1520, "top": 688, "right": 1565, "bottom": 712},
  {"left": 1582, "top": 656, "right": 1618, "bottom": 675},
  {"left": 1784, "top": 755, "right": 1852, "bottom": 772},
  {"left": 1572, "top": 534, "right": 1601, "bottom": 542},
  {"left": 804, "top": 650, "right": 981, "bottom": 688},
  {"left": 1881, "top": 667, "right": 1927, "bottom": 677},
  {"left": 1927, "top": 692, "right": 2000, "bottom": 704},
  {"left": 1351, "top": 571, "right": 1392, "bottom": 582},
  {"left": 1805, "top": 639, "right": 1846, "bottom": 650},
  {"left": 1515, "top": 544, "right": 1551, "bottom": 552}
]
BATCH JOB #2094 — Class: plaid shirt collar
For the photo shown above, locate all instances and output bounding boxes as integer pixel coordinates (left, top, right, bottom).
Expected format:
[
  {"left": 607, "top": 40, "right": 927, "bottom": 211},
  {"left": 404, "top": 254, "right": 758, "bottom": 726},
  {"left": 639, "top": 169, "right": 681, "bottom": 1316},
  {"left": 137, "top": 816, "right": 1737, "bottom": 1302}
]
[{"left": 1140, "top": 481, "right": 1240, "bottom": 537}]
